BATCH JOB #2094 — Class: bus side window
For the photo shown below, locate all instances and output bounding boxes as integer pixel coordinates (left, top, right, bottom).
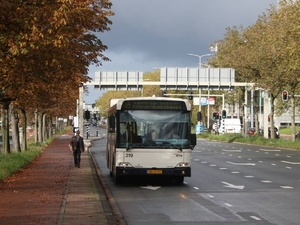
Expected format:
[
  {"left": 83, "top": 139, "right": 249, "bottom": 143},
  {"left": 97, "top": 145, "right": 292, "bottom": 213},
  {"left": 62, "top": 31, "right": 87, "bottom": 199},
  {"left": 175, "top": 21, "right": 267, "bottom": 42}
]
[{"left": 108, "top": 115, "right": 115, "bottom": 133}]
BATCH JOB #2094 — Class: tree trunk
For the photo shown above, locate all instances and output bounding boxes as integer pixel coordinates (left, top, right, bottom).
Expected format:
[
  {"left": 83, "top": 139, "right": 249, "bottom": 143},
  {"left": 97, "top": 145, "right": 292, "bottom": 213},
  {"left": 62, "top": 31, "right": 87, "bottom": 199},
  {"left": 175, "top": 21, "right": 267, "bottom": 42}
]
[
  {"left": 38, "top": 113, "right": 43, "bottom": 143},
  {"left": 21, "top": 108, "right": 28, "bottom": 151},
  {"left": 42, "top": 114, "right": 47, "bottom": 141},
  {"left": 10, "top": 104, "right": 21, "bottom": 152},
  {"left": 270, "top": 94, "right": 275, "bottom": 139},
  {"left": 2, "top": 101, "right": 11, "bottom": 154},
  {"left": 291, "top": 94, "right": 296, "bottom": 142},
  {"left": 34, "top": 110, "right": 38, "bottom": 143}
]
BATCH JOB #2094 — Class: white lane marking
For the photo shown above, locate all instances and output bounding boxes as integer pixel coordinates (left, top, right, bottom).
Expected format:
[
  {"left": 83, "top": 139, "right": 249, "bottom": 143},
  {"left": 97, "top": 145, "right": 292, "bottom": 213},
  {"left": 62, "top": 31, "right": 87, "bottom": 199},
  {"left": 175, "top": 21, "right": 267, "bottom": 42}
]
[
  {"left": 222, "top": 181, "right": 245, "bottom": 190},
  {"left": 280, "top": 186, "right": 294, "bottom": 189},
  {"left": 224, "top": 203, "right": 233, "bottom": 207},
  {"left": 140, "top": 186, "right": 161, "bottom": 190},
  {"left": 227, "top": 161, "right": 256, "bottom": 166},
  {"left": 259, "top": 161, "right": 263, "bottom": 163},
  {"left": 260, "top": 149, "right": 281, "bottom": 152},
  {"left": 248, "top": 158, "right": 252, "bottom": 160},
  {"left": 282, "top": 161, "right": 300, "bottom": 165},
  {"left": 231, "top": 171, "right": 240, "bottom": 174},
  {"left": 286, "top": 167, "right": 292, "bottom": 169},
  {"left": 201, "top": 161, "right": 207, "bottom": 164},
  {"left": 207, "top": 194, "right": 214, "bottom": 198},
  {"left": 209, "top": 164, "right": 217, "bottom": 167},
  {"left": 261, "top": 180, "right": 272, "bottom": 183},
  {"left": 271, "top": 163, "right": 276, "bottom": 166},
  {"left": 222, "top": 149, "right": 242, "bottom": 152},
  {"left": 287, "top": 156, "right": 291, "bottom": 158},
  {"left": 219, "top": 168, "right": 227, "bottom": 170},
  {"left": 245, "top": 175, "right": 254, "bottom": 178},
  {"left": 193, "top": 159, "right": 200, "bottom": 161},
  {"left": 194, "top": 187, "right": 199, "bottom": 190},
  {"left": 250, "top": 216, "right": 261, "bottom": 221}
]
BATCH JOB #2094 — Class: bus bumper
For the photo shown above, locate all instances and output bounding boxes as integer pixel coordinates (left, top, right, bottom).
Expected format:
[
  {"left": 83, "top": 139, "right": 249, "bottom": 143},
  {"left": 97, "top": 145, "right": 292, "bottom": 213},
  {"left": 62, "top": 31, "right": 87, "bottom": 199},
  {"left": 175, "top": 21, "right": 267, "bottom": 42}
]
[{"left": 115, "top": 167, "right": 191, "bottom": 177}]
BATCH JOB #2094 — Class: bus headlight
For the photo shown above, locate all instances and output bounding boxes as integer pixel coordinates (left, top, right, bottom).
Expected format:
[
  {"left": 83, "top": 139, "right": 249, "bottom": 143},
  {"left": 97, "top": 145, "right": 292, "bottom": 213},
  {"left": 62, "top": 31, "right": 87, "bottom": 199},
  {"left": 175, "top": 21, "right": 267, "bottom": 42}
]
[
  {"left": 176, "top": 162, "right": 190, "bottom": 167},
  {"left": 118, "top": 162, "right": 133, "bottom": 167}
]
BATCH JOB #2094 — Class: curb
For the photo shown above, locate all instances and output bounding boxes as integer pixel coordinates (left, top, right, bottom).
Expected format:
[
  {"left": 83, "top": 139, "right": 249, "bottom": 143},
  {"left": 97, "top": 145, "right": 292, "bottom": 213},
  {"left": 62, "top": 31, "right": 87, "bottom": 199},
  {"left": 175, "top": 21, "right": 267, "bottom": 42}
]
[{"left": 88, "top": 137, "right": 128, "bottom": 225}]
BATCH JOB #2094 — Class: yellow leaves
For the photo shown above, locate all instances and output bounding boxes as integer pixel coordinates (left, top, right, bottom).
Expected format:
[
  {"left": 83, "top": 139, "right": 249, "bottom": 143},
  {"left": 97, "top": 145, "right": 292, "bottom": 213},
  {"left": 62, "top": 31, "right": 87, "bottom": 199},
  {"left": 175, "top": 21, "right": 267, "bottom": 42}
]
[{"left": 9, "top": 45, "right": 20, "bottom": 56}]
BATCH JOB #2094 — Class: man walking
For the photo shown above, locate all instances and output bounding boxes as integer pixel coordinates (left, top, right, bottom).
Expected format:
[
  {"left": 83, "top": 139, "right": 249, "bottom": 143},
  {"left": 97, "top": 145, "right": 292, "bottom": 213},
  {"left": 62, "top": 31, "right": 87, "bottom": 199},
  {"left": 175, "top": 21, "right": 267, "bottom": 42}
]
[{"left": 69, "top": 130, "right": 85, "bottom": 168}]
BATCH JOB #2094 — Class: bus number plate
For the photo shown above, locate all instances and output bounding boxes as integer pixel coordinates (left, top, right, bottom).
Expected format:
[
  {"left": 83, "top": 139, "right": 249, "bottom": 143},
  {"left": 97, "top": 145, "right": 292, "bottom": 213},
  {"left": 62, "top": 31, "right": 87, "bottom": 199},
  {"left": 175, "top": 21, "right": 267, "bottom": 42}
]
[{"left": 147, "top": 170, "right": 162, "bottom": 174}]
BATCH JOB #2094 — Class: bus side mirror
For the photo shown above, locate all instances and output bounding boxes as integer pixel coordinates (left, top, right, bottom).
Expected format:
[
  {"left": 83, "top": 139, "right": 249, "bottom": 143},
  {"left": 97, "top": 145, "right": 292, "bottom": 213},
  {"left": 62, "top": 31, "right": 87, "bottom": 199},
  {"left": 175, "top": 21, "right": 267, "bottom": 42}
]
[{"left": 191, "top": 133, "right": 196, "bottom": 150}]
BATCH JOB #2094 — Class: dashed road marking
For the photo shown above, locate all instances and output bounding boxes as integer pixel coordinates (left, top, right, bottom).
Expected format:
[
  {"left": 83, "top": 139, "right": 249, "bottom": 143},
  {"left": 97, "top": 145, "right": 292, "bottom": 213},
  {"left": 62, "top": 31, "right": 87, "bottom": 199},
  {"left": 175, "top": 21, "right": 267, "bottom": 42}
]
[
  {"left": 224, "top": 203, "right": 233, "bottom": 207},
  {"left": 227, "top": 161, "right": 256, "bottom": 166},
  {"left": 261, "top": 180, "right": 272, "bottom": 183},
  {"left": 260, "top": 149, "right": 281, "bottom": 152},
  {"left": 280, "top": 186, "right": 294, "bottom": 189},
  {"left": 250, "top": 216, "right": 261, "bottom": 221},
  {"left": 282, "top": 161, "right": 300, "bottom": 165}
]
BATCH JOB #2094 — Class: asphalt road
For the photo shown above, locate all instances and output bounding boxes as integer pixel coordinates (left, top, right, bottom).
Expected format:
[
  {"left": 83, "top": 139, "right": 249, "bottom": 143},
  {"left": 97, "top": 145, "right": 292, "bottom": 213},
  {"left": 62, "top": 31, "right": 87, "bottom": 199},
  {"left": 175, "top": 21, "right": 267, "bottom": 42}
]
[{"left": 90, "top": 126, "right": 300, "bottom": 225}]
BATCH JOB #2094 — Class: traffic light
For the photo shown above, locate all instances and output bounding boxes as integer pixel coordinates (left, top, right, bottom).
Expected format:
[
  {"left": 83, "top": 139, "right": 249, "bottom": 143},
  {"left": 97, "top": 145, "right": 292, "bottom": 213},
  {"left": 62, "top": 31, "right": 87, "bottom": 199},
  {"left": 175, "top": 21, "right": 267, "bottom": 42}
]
[
  {"left": 188, "top": 91, "right": 193, "bottom": 100},
  {"left": 212, "top": 112, "right": 219, "bottom": 120},
  {"left": 197, "top": 111, "right": 202, "bottom": 121},
  {"left": 221, "top": 109, "right": 226, "bottom": 119},
  {"left": 84, "top": 110, "right": 90, "bottom": 120},
  {"left": 282, "top": 90, "right": 288, "bottom": 101}
]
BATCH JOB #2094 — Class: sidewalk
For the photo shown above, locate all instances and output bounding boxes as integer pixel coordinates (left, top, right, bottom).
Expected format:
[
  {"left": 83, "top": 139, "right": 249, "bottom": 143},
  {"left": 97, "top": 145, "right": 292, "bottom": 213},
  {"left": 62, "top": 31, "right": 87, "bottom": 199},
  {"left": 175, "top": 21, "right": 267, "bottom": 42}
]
[
  {"left": 0, "top": 132, "right": 114, "bottom": 225},
  {"left": 58, "top": 136, "right": 111, "bottom": 225}
]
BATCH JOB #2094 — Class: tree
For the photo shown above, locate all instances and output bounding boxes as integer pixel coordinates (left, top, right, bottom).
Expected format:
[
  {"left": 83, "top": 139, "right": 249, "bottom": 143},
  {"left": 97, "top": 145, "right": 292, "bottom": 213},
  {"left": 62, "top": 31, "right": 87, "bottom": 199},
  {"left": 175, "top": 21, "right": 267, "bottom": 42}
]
[{"left": 0, "top": 0, "right": 114, "bottom": 153}]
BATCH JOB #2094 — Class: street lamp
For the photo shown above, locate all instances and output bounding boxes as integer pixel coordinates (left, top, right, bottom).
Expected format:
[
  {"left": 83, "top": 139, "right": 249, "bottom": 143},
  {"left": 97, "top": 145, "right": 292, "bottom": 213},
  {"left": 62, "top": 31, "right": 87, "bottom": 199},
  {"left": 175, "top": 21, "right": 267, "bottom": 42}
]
[
  {"left": 187, "top": 53, "right": 213, "bottom": 127},
  {"left": 187, "top": 53, "right": 213, "bottom": 68}
]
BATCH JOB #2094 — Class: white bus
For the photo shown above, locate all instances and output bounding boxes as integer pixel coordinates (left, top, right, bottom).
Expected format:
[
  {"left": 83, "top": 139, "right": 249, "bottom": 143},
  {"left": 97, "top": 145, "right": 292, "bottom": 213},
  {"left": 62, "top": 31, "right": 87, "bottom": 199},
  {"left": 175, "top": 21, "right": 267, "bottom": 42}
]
[{"left": 106, "top": 97, "right": 197, "bottom": 184}]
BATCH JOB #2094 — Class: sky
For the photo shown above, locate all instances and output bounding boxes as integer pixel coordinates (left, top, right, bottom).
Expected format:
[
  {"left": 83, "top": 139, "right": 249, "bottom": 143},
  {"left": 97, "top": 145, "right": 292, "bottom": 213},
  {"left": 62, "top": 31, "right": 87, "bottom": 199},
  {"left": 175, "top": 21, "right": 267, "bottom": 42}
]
[{"left": 84, "top": 0, "right": 278, "bottom": 103}]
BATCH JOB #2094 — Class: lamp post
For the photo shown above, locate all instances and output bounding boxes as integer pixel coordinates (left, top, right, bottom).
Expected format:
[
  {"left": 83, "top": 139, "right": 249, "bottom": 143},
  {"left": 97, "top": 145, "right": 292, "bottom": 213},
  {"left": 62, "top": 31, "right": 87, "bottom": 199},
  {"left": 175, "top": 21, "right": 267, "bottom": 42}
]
[
  {"left": 187, "top": 53, "right": 213, "bottom": 68},
  {"left": 187, "top": 53, "right": 213, "bottom": 129}
]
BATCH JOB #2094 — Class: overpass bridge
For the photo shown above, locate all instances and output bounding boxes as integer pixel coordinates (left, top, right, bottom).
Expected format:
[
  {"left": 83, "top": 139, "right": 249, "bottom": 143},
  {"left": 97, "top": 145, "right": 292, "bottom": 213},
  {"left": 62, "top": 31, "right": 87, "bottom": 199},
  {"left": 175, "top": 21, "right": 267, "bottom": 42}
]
[
  {"left": 77, "top": 67, "right": 270, "bottom": 139},
  {"left": 88, "top": 67, "right": 253, "bottom": 91}
]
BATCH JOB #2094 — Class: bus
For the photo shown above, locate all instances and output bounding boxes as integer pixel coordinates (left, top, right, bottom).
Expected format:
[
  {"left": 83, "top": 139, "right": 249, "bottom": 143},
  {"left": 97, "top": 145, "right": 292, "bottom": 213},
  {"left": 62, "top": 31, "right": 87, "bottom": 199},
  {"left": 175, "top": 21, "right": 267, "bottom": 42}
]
[{"left": 106, "top": 97, "right": 197, "bottom": 184}]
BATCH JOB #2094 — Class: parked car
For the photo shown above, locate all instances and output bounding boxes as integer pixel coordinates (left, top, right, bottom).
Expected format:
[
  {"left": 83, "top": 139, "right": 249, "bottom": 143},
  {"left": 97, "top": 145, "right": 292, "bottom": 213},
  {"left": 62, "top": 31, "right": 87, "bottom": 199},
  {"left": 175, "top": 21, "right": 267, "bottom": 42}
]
[
  {"left": 247, "top": 128, "right": 255, "bottom": 136},
  {"left": 268, "top": 127, "right": 280, "bottom": 139},
  {"left": 295, "top": 131, "right": 300, "bottom": 140},
  {"left": 259, "top": 127, "right": 280, "bottom": 139}
]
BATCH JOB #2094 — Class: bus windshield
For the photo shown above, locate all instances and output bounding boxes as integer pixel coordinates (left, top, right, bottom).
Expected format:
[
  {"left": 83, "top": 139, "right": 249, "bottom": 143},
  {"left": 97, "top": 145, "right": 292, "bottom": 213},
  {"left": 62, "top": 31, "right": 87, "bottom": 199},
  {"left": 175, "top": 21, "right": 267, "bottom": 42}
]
[{"left": 118, "top": 110, "right": 190, "bottom": 149}]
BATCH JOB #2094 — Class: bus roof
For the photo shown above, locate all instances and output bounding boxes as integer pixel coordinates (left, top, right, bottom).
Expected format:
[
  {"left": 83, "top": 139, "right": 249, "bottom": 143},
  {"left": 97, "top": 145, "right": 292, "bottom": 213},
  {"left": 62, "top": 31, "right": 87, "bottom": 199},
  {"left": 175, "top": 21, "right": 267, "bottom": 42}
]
[{"left": 109, "top": 97, "right": 191, "bottom": 111}]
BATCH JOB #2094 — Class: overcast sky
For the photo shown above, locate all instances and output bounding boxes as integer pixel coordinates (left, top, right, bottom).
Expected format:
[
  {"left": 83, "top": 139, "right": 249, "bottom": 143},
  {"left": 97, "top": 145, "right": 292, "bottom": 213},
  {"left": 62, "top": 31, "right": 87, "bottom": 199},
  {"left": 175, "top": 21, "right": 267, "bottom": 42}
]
[{"left": 85, "top": 0, "right": 277, "bottom": 103}]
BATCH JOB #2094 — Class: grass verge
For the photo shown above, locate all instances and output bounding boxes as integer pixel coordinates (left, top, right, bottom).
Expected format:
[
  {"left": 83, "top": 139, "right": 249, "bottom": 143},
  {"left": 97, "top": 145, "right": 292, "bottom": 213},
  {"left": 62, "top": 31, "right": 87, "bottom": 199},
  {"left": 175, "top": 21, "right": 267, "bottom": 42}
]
[
  {"left": 198, "top": 133, "right": 300, "bottom": 151},
  {"left": 0, "top": 127, "right": 70, "bottom": 182}
]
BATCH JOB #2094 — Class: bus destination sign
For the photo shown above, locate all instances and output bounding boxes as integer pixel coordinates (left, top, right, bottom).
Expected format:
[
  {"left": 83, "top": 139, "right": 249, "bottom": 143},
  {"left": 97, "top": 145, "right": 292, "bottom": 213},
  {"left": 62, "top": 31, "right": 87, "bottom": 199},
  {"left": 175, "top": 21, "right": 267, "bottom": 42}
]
[{"left": 121, "top": 100, "right": 187, "bottom": 110}]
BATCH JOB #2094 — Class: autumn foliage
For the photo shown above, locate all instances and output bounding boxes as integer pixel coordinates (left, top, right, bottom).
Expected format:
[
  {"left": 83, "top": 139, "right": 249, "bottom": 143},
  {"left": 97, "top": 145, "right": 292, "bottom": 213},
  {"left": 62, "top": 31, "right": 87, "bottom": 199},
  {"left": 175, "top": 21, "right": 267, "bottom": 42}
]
[{"left": 0, "top": 0, "right": 114, "bottom": 153}]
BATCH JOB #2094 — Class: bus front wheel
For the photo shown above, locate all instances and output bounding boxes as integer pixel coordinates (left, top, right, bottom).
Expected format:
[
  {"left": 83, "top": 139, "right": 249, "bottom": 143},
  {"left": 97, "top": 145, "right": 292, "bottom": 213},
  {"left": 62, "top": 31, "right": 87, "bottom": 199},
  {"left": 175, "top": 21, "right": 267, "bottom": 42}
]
[
  {"left": 174, "top": 176, "right": 184, "bottom": 184},
  {"left": 114, "top": 175, "right": 123, "bottom": 184}
]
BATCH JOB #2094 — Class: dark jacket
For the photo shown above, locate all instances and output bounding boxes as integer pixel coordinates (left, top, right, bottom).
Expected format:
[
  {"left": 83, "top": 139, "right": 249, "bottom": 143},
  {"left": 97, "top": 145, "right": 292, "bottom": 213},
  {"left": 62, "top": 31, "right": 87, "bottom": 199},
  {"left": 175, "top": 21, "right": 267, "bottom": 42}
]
[{"left": 69, "top": 135, "right": 85, "bottom": 152}]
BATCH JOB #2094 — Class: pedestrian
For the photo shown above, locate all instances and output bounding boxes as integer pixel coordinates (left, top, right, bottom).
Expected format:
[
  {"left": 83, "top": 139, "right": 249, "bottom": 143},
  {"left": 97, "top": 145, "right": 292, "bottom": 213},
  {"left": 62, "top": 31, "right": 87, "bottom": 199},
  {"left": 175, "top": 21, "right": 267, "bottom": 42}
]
[{"left": 69, "top": 130, "right": 85, "bottom": 168}]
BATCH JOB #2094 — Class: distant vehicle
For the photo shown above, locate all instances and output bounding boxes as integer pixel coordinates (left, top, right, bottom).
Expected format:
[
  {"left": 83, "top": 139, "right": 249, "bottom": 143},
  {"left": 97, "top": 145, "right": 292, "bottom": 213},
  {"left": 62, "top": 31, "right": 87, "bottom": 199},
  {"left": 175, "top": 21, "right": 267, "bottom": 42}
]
[
  {"left": 267, "top": 127, "right": 280, "bottom": 139},
  {"left": 247, "top": 128, "right": 255, "bottom": 136},
  {"left": 295, "top": 131, "right": 300, "bottom": 140},
  {"left": 219, "top": 118, "right": 241, "bottom": 134},
  {"left": 259, "top": 127, "right": 280, "bottom": 139}
]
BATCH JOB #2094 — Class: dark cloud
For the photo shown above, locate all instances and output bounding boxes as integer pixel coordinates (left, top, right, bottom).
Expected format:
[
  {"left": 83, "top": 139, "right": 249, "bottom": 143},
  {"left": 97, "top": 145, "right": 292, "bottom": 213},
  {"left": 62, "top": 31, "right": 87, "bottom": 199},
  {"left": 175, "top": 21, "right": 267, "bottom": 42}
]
[{"left": 86, "top": 0, "right": 277, "bottom": 102}]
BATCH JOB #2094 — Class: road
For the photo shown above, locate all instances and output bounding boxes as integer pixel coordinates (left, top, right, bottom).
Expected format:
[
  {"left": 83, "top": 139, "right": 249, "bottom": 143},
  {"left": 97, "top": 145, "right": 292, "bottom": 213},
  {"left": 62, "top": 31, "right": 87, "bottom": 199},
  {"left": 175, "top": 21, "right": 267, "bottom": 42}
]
[{"left": 90, "top": 126, "right": 300, "bottom": 225}]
